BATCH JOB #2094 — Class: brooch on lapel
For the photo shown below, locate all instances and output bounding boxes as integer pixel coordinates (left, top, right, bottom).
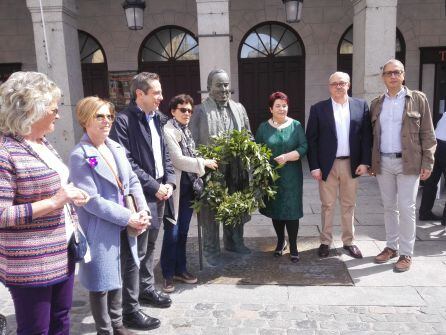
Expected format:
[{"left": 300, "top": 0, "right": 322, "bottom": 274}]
[{"left": 86, "top": 156, "right": 98, "bottom": 168}]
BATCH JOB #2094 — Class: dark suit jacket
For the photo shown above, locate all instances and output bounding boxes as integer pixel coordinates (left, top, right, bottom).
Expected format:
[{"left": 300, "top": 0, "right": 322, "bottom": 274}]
[
  {"left": 306, "top": 97, "right": 372, "bottom": 181},
  {"left": 109, "top": 101, "right": 176, "bottom": 228}
]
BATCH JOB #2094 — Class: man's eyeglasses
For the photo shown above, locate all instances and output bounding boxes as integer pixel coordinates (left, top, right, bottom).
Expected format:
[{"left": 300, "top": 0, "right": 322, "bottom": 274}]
[
  {"left": 329, "top": 81, "right": 349, "bottom": 87},
  {"left": 95, "top": 113, "right": 115, "bottom": 122},
  {"left": 177, "top": 107, "right": 193, "bottom": 114},
  {"left": 383, "top": 70, "right": 404, "bottom": 77}
]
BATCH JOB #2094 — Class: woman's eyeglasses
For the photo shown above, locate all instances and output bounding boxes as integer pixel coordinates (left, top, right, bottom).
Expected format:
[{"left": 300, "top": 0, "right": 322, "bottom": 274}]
[
  {"left": 177, "top": 107, "right": 193, "bottom": 114},
  {"left": 95, "top": 113, "right": 115, "bottom": 122}
]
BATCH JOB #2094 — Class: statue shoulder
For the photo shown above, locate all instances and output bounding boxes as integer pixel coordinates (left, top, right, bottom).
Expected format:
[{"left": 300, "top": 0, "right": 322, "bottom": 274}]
[
  {"left": 229, "top": 99, "right": 247, "bottom": 115},
  {"left": 203, "top": 97, "right": 217, "bottom": 111},
  {"left": 235, "top": 101, "right": 246, "bottom": 111}
]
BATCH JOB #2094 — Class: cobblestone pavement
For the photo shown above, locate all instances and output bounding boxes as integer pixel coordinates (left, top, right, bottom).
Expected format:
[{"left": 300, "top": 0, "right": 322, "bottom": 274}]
[
  {"left": 1, "top": 169, "right": 446, "bottom": 334},
  {"left": 4, "top": 283, "right": 446, "bottom": 334}
]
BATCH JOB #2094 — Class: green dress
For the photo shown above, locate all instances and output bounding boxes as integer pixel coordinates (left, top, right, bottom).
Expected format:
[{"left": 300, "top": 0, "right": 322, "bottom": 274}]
[{"left": 255, "top": 119, "right": 308, "bottom": 220}]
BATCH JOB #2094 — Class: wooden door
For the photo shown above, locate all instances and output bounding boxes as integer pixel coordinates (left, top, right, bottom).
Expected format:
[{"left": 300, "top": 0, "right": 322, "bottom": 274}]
[
  {"left": 239, "top": 56, "right": 305, "bottom": 134},
  {"left": 139, "top": 60, "right": 200, "bottom": 114},
  {"left": 81, "top": 63, "right": 109, "bottom": 99},
  {"left": 0, "top": 63, "right": 21, "bottom": 84}
]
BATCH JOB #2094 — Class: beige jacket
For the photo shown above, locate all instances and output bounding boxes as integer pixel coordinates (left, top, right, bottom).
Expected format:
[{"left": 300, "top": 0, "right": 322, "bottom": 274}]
[
  {"left": 370, "top": 87, "right": 437, "bottom": 175},
  {"left": 163, "top": 119, "right": 206, "bottom": 221}
]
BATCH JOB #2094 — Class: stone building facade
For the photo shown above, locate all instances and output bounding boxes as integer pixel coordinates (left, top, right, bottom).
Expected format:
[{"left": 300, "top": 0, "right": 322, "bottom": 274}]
[{"left": 0, "top": 0, "right": 445, "bottom": 159}]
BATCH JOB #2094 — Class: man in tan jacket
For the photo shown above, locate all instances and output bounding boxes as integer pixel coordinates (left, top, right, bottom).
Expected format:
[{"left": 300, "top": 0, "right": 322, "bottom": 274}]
[{"left": 370, "top": 59, "right": 437, "bottom": 272}]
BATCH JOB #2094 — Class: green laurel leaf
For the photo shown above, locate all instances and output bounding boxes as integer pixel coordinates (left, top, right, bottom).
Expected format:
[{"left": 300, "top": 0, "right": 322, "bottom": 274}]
[{"left": 192, "top": 129, "right": 278, "bottom": 226}]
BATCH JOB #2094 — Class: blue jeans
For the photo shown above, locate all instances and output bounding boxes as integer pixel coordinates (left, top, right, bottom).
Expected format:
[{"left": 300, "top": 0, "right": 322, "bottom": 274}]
[{"left": 161, "top": 177, "right": 194, "bottom": 279}]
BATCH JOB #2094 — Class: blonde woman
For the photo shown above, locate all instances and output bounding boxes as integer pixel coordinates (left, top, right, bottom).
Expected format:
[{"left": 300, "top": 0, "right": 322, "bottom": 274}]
[
  {"left": 69, "top": 97, "right": 151, "bottom": 334},
  {"left": 0, "top": 71, "right": 88, "bottom": 334}
]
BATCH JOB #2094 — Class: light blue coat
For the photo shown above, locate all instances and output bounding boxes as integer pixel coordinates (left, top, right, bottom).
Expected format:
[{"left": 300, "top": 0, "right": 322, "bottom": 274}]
[{"left": 69, "top": 133, "right": 149, "bottom": 292}]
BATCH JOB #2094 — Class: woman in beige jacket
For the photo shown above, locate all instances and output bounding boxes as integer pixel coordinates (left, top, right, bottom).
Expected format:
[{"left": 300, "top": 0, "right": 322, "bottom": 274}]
[{"left": 160, "top": 94, "right": 217, "bottom": 293}]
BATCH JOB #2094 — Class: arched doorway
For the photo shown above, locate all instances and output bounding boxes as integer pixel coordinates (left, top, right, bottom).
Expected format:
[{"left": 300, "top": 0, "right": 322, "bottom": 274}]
[
  {"left": 238, "top": 22, "right": 305, "bottom": 133},
  {"left": 78, "top": 30, "right": 109, "bottom": 98},
  {"left": 138, "top": 26, "right": 200, "bottom": 113},
  {"left": 337, "top": 25, "right": 406, "bottom": 94}
]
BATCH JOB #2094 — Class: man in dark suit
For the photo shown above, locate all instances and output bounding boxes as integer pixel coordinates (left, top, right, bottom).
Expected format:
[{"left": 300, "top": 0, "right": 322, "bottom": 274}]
[
  {"left": 110, "top": 72, "right": 176, "bottom": 330},
  {"left": 306, "top": 71, "right": 372, "bottom": 259}
]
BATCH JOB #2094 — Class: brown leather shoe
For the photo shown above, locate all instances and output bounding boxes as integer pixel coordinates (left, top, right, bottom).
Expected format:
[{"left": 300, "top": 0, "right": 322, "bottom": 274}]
[
  {"left": 374, "top": 247, "right": 398, "bottom": 264},
  {"left": 113, "top": 325, "right": 136, "bottom": 335},
  {"left": 174, "top": 271, "right": 198, "bottom": 284},
  {"left": 162, "top": 278, "right": 175, "bottom": 293},
  {"left": 394, "top": 255, "right": 412, "bottom": 272},
  {"left": 343, "top": 245, "right": 363, "bottom": 259}
]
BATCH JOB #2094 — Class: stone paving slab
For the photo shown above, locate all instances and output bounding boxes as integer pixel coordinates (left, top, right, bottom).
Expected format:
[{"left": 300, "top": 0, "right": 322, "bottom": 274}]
[
  {"left": 416, "top": 222, "right": 446, "bottom": 241},
  {"left": 243, "top": 221, "right": 320, "bottom": 238},
  {"left": 417, "top": 287, "right": 446, "bottom": 306},
  {"left": 287, "top": 286, "right": 425, "bottom": 306},
  {"left": 354, "top": 213, "right": 386, "bottom": 226},
  {"left": 346, "top": 258, "right": 446, "bottom": 287},
  {"left": 412, "top": 241, "right": 446, "bottom": 261},
  {"left": 330, "top": 225, "right": 387, "bottom": 241}
]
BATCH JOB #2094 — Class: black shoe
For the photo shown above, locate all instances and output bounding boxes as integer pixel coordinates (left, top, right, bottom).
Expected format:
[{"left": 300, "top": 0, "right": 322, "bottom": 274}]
[
  {"left": 343, "top": 245, "right": 363, "bottom": 259},
  {"left": 318, "top": 244, "right": 330, "bottom": 258},
  {"left": 419, "top": 212, "right": 442, "bottom": 221},
  {"left": 274, "top": 240, "right": 288, "bottom": 257},
  {"left": 290, "top": 252, "right": 300, "bottom": 263},
  {"left": 123, "top": 310, "right": 160, "bottom": 330},
  {"left": 139, "top": 289, "right": 172, "bottom": 308}
]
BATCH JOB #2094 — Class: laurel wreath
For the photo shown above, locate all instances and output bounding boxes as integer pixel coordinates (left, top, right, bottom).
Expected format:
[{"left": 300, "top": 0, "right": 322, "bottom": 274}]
[{"left": 191, "top": 129, "right": 279, "bottom": 226}]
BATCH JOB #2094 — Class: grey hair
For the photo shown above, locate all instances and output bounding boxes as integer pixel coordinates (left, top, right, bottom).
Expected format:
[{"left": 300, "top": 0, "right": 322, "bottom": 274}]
[
  {"left": 130, "top": 72, "right": 160, "bottom": 99},
  {"left": 0, "top": 71, "right": 61, "bottom": 136},
  {"left": 329, "top": 71, "right": 350, "bottom": 83},
  {"left": 207, "top": 69, "right": 228, "bottom": 91},
  {"left": 381, "top": 59, "right": 405, "bottom": 73}
]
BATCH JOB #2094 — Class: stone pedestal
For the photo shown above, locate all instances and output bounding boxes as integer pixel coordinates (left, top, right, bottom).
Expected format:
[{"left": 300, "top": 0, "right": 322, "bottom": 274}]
[
  {"left": 26, "top": 0, "right": 83, "bottom": 161},
  {"left": 351, "top": 0, "right": 397, "bottom": 103},
  {"left": 196, "top": 0, "right": 231, "bottom": 99}
]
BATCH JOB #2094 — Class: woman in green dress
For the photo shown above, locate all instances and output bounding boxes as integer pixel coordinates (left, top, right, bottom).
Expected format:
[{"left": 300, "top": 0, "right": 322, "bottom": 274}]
[{"left": 255, "top": 92, "right": 308, "bottom": 263}]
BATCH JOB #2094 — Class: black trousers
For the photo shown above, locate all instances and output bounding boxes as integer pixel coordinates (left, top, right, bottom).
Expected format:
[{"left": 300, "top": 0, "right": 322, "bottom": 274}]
[
  {"left": 121, "top": 200, "right": 164, "bottom": 315},
  {"left": 419, "top": 139, "right": 446, "bottom": 219}
]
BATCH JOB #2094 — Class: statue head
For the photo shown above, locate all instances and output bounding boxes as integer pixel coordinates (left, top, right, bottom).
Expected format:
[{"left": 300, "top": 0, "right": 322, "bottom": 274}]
[{"left": 207, "top": 69, "right": 230, "bottom": 104}]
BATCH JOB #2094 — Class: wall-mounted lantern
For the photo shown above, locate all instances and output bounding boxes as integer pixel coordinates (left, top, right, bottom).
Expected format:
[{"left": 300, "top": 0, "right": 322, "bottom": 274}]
[
  {"left": 282, "top": 0, "right": 304, "bottom": 23},
  {"left": 122, "top": 0, "right": 146, "bottom": 30}
]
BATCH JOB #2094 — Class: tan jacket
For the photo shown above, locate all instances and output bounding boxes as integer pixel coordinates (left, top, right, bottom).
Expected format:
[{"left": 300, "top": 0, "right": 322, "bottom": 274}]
[
  {"left": 370, "top": 87, "right": 437, "bottom": 175},
  {"left": 163, "top": 119, "right": 206, "bottom": 222}
]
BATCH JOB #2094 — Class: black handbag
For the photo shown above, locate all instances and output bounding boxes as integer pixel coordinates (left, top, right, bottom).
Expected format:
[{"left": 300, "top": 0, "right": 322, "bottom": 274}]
[
  {"left": 68, "top": 228, "right": 87, "bottom": 262},
  {"left": 66, "top": 205, "right": 87, "bottom": 262}
]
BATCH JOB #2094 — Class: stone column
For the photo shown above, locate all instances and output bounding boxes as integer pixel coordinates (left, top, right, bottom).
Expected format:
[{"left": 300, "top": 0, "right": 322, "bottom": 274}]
[
  {"left": 351, "top": 0, "right": 397, "bottom": 102},
  {"left": 26, "top": 0, "right": 83, "bottom": 161},
  {"left": 196, "top": 0, "right": 231, "bottom": 99}
]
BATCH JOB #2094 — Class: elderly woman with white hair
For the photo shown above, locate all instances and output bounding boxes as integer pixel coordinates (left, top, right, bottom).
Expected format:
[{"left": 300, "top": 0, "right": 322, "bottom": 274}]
[{"left": 0, "top": 71, "right": 88, "bottom": 334}]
